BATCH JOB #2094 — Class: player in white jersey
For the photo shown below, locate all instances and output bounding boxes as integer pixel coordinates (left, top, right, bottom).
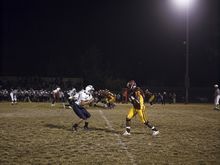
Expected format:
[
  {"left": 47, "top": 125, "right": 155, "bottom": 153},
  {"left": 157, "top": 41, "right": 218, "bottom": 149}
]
[
  {"left": 51, "top": 87, "right": 61, "bottom": 106},
  {"left": 214, "top": 84, "right": 220, "bottom": 110},
  {"left": 63, "top": 88, "right": 77, "bottom": 109},
  {"left": 68, "top": 85, "right": 95, "bottom": 131},
  {"left": 68, "top": 88, "right": 77, "bottom": 98},
  {"left": 10, "top": 89, "right": 18, "bottom": 105}
]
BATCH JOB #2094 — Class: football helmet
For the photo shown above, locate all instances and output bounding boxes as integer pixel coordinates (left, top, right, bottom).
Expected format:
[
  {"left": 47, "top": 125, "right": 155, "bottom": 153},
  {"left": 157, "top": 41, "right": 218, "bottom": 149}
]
[
  {"left": 214, "top": 84, "right": 218, "bottom": 88},
  {"left": 85, "top": 85, "right": 95, "bottom": 94},
  {"left": 127, "top": 80, "right": 137, "bottom": 90},
  {"left": 68, "top": 88, "right": 76, "bottom": 97}
]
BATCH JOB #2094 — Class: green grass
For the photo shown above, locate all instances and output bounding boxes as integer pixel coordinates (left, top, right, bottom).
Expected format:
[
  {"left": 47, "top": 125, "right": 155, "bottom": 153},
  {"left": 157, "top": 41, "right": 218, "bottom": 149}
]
[{"left": 0, "top": 102, "right": 220, "bottom": 164}]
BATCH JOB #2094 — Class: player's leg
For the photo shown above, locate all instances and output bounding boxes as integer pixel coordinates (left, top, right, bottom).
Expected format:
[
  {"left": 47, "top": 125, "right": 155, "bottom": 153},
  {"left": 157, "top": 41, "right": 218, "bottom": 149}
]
[
  {"left": 72, "top": 119, "right": 83, "bottom": 131},
  {"left": 216, "top": 95, "right": 220, "bottom": 110},
  {"left": 51, "top": 94, "right": 55, "bottom": 106},
  {"left": 123, "top": 107, "right": 136, "bottom": 135},
  {"left": 139, "top": 108, "right": 159, "bottom": 136},
  {"left": 149, "top": 95, "right": 155, "bottom": 106},
  {"left": 81, "top": 107, "right": 91, "bottom": 129},
  {"left": 214, "top": 95, "right": 220, "bottom": 110},
  {"left": 70, "top": 103, "right": 87, "bottom": 131},
  {"left": 14, "top": 95, "right": 17, "bottom": 104},
  {"left": 10, "top": 93, "right": 14, "bottom": 105}
]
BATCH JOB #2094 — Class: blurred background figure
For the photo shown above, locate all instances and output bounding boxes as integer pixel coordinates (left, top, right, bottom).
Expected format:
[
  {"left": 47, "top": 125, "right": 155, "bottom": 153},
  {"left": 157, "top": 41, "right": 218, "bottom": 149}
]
[
  {"left": 10, "top": 88, "right": 18, "bottom": 105},
  {"left": 145, "top": 89, "right": 155, "bottom": 106},
  {"left": 51, "top": 87, "right": 61, "bottom": 106},
  {"left": 214, "top": 84, "right": 220, "bottom": 110},
  {"left": 172, "top": 92, "right": 177, "bottom": 104},
  {"left": 93, "top": 89, "right": 116, "bottom": 109}
]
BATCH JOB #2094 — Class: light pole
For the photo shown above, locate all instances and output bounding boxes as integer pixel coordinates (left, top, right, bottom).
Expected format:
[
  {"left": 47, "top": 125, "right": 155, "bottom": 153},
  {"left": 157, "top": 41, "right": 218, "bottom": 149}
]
[
  {"left": 170, "top": 0, "right": 194, "bottom": 104},
  {"left": 185, "top": 2, "right": 190, "bottom": 104}
]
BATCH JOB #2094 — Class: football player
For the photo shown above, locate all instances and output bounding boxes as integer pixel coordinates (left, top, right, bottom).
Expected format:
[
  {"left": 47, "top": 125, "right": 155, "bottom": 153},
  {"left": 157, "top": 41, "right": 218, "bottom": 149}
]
[
  {"left": 94, "top": 89, "right": 116, "bottom": 109},
  {"left": 145, "top": 89, "right": 155, "bottom": 106},
  {"left": 104, "top": 89, "right": 116, "bottom": 109},
  {"left": 10, "top": 88, "right": 18, "bottom": 105},
  {"left": 51, "top": 87, "right": 61, "bottom": 106},
  {"left": 123, "top": 80, "right": 159, "bottom": 136},
  {"left": 214, "top": 84, "right": 220, "bottom": 110},
  {"left": 69, "top": 85, "right": 95, "bottom": 131},
  {"left": 63, "top": 88, "right": 77, "bottom": 109}
]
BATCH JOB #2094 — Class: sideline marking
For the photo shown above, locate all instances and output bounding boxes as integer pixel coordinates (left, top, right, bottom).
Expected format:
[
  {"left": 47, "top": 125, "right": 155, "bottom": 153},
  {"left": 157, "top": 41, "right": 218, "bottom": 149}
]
[{"left": 99, "top": 110, "right": 137, "bottom": 165}]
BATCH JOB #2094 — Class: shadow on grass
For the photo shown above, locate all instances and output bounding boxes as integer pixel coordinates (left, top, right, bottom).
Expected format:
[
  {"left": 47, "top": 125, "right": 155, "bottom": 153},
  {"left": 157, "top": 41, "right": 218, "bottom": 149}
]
[
  {"left": 80, "top": 126, "right": 145, "bottom": 135},
  {"left": 44, "top": 123, "right": 71, "bottom": 131},
  {"left": 88, "top": 126, "right": 121, "bottom": 134},
  {"left": 44, "top": 123, "right": 138, "bottom": 135}
]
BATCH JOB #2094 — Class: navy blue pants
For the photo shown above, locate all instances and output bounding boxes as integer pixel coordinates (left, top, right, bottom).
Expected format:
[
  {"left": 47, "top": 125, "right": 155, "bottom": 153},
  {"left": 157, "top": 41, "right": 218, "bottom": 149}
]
[{"left": 70, "top": 102, "right": 91, "bottom": 120}]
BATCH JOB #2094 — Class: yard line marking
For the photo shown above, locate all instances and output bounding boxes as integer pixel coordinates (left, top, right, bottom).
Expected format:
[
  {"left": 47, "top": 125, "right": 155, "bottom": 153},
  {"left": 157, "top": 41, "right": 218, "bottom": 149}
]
[{"left": 99, "top": 110, "right": 137, "bottom": 165}]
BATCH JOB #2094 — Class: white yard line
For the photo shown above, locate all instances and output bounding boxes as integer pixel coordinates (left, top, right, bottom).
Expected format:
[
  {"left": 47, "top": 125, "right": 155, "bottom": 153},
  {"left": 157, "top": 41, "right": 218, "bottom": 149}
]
[{"left": 99, "top": 110, "right": 137, "bottom": 165}]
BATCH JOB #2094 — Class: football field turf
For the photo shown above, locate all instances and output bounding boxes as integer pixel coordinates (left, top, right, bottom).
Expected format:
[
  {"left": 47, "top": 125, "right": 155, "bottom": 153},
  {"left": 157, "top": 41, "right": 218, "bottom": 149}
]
[{"left": 0, "top": 102, "right": 220, "bottom": 164}]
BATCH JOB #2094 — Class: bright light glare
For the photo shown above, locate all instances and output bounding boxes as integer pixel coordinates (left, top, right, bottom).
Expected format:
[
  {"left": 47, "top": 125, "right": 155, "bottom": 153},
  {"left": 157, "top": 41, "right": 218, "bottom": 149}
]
[{"left": 170, "top": 0, "right": 195, "bottom": 10}]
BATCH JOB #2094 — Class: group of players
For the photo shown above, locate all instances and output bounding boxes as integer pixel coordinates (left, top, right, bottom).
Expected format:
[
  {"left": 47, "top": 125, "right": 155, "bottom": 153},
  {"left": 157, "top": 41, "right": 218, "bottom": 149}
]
[
  {"left": 7, "top": 81, "right": 220, "bottom": 136},
  {"left": 49, "top": 81, "right": 220, "bottom": 136},
  {"left": 51, "top": 80, "right": 160, "bottom": 136},
  {"left": 51, "top": 85, "right": 116, "bottom": 131}
]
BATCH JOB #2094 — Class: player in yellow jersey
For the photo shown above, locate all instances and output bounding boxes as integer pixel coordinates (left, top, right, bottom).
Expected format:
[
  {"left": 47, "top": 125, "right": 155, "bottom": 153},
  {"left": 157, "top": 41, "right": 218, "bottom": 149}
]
[
  {"left": 145, "top": 89, "right": 155, "bottom": 106},
  {"left": 104, "top": 89, "right": 116, "bottom": 109},
  {"left": 123, "top": 80, "right": 159, "bottom": 136}
]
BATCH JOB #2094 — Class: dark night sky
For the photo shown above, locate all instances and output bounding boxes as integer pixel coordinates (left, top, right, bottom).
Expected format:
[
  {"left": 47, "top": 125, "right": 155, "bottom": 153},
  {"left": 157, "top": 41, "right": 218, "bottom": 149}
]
[{"left": 1, "top": 0, "right": 220, "bottom": 86}]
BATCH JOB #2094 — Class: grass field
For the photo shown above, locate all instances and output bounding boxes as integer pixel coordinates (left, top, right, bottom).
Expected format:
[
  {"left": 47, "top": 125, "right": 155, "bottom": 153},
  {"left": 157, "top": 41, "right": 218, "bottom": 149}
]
[{"left": 0, "top": 102, "right": 220, "bottom": 165}]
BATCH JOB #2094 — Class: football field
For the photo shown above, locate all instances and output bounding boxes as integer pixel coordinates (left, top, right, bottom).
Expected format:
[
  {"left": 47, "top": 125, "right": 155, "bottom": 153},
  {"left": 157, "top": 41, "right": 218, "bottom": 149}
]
[{"left": 0, "top": 102, "right": 220, "bottom": 164}]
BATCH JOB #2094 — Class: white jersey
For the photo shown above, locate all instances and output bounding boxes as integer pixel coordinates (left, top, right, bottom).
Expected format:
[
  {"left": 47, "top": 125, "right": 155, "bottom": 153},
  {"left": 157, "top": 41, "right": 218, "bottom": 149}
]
[
  {"left": 215, "top": 88, "right": 220, "bottom": 96},
  {"left": 214, "top": 87, "right": 220, "bottom": 106},
  {"left": 10, "top": 89, "right": 18, "bottom": 103},
  {"left": 68, "top": 89, "right": 76, "bottom": 97},
  {"left": 75, "top": 90, "right": 93, "bottom": 105},
  {"left": 53, "top": 89, "right": 60, "bottom": 94}
]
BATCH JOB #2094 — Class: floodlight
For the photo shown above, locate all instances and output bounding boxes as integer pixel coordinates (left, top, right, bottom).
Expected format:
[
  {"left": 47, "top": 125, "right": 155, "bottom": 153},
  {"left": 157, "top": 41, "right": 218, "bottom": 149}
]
[{"left": 170, "top": 0, "right": 196, "bottom": 11}]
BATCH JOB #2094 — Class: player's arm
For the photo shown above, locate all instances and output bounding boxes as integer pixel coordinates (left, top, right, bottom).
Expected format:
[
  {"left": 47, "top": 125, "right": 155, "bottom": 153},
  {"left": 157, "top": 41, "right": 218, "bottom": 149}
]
[
  {"left": 80, "top": 97, "right": 94, "bottom": 106},
  {"left": 129, "top": 95, "right": 140, "bottom": 109}
]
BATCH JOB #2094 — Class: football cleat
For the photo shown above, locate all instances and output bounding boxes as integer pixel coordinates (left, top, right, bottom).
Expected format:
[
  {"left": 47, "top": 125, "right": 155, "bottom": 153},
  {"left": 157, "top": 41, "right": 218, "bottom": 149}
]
[
  {"left": 214, "top": 107, "right": 220, "bottom": 110},
  {"left": 72, "top": 124, "right": 78, "bottom": 132},
  {"left": 123, "top": 131, "right": 131, "bottom": 136},
  {"left": 152, "top": 130, "right": 159, "bottom": 136}
]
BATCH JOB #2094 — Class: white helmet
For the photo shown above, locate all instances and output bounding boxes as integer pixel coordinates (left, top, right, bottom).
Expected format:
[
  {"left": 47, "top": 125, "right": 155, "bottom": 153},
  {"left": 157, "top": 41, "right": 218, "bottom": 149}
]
[
  {"left": 57, "top": 87, "right": 61, "bottom": 91},
  {"left": 214, "top": 84, "right": 218, "bottom": 88},
  {"left": 68, "top": 88, "right": 76, "bottom": 96},
  {"left": 85, "top": 85, "right": 94, "bottom": 93},
  {"left": 71, "top": 88, "right": 76, "bottom": 93}
]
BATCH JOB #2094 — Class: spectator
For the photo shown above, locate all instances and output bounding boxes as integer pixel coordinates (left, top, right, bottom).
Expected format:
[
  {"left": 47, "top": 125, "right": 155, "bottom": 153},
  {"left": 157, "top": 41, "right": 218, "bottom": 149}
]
[
  {"left": 172, "top": 92, "right": 176, "bottom": 104},
  {"left": 162, "top": 91, "right": 167, "bottom": 105}
]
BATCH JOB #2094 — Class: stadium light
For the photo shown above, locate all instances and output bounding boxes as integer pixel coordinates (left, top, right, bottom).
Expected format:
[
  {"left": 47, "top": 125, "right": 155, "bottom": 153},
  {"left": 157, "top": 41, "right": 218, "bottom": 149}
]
[
  {"left": 170, "top": 0, "right": 195, "bottom": 11},
  {"left": 170, "top": 0, "right": 196, "bottom": 104}
]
